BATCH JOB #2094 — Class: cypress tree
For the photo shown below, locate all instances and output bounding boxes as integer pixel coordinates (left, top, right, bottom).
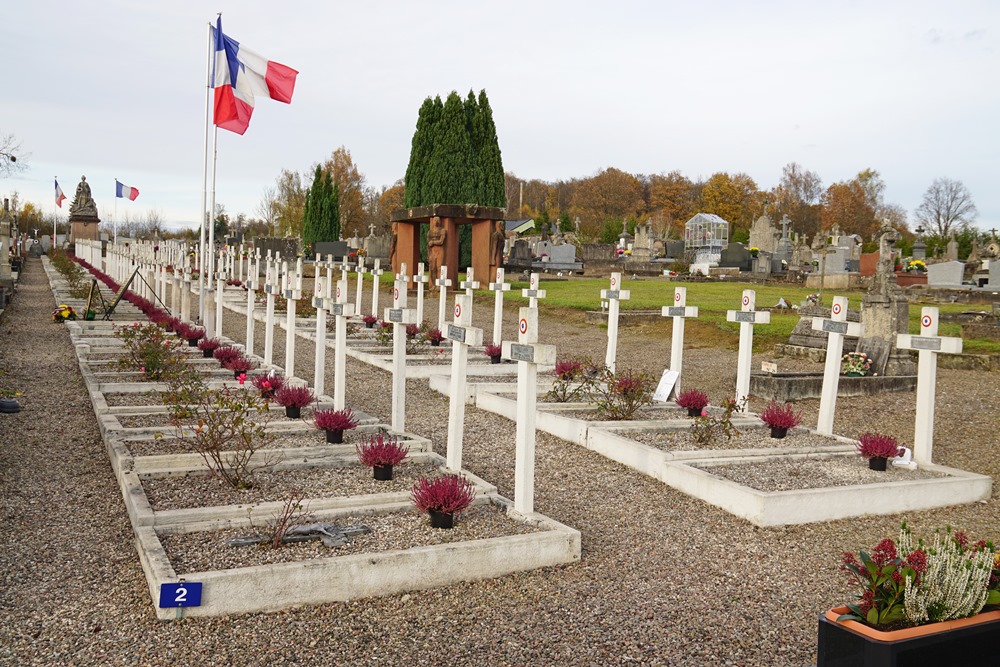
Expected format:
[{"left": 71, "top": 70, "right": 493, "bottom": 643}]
[
  {"left": 474, "top": 89, "right": 505, "bottom": 207},
  {"left": 423, "top": 92, "right": 474, "bottom": 205},
  {"left": 404, "top": 96, "right": 442, "bottom": 207},
  {"left": 328, "top": 179, "right": 341, "bottom": 241},
  {"left": 302, "top": 165, "right": 324, "bottom": 247}
]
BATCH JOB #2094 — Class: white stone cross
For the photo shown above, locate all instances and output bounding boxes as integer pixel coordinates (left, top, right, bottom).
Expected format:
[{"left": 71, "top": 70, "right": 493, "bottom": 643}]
[
  {"left": 312, "top": 254, "right": 333, "bottom": 398},
  {"left": 435, "top": 264, "right": 453, "bottom": 330},
  {"left": 501, "top": 308, "right": 557, "bottom": 515},
  {"left": 445, "top": 293, "right": 484, "bottom": 472},
  {"left": 180, "top": 264, "right": 192, "bottom": 323},
  {"left": 244, "top": 248, "right": 262, "bottom": 357},
  {"left": 460, "top": 266, "right": 480, "bottom": 297},
  {"left": 813, "top": 296, "right": 864, "bottom": 435},
  {"left": 283, "top": 258, "right": 304, "bottom": 379},
  {"left": 725, "top": 289, "right": 771, "bottom": 410},
  {"left": 328, "top": 273, "right": 356, "bottom": 411},
  {"left": 896, "top": 307, "right": 963, "bottom": 464},
  {"left": 522, "top": 272, "right": 546, "bottom": 309},
  {"left": 601, "top": 272, "right": 631, "bottom": 373},
  {"left": 384, "top": 272, "right": 417, "bottom": 433},
  {"left": 237, "top": 244, "right": 245, "bottom": 283},
  {"left": 659, "top": 286, "right": 699, "bottom": 393},
  {"left": 488, "top": 267, "right": 512, "bottom": 346},
  {"left": 338, "top": 255, "right": 352, "bottom": 286},
  {"left": 263, "top": 252, "right": 279, "bottom": 368},
  {"left": 413, "top": 262, "right": 429, "bottom": 325},
  {"left": 370, "top": 258, "right": 384, "bottom": 318},
  {"left": 354, "top": 258, "right": 367, "bottom": 315},
  {"left": 214, "top": 248, "right": 227, "bottom": 341}
]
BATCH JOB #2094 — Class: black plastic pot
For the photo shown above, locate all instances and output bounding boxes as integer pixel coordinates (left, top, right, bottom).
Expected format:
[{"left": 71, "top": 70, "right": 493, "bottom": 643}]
[
  {"left": 687, "top": 407, "right": 702, "bottom": 417},
  {"left": 429, "top": 510, "right": 454, "bottom": 529},
  {"left": 285, "top": 406, "right": 301, "bottom": 419},
  {"left": 202, "top": 349, "right": 214, "bottom": 358},
  {"left": 0, "top": 398, "right": 21, "bottom": 414},
  {"left": 373, "top": 464, "right": 393, "bottom": 481},
  {"left": 490, "top": 355, "right": 501, "bottom": 364},
  {"left": 869, "top": 456, "right": 888, "bottom": 471},
  {"left": 770, "top": 427, "right": 788, "bottom": 439},
  {"left": 188, "top": 339, "right": 198, "bottom": 347},
  {"left": 325, "top": 429, "right": 343, "bottom": 444}
]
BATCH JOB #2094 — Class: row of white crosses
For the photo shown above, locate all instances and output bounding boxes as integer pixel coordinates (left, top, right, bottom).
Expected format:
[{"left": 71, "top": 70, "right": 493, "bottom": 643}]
[
  {"left": 284, "top": 258, "right": 305, "bottom": 379},
  {"left": 660, "top": 287, "right": 698, "bottom": 394},
  {"left": 601, "top": 272, "right": 631, "bottom": 373},
  {"left": 813, "top": 297, "right": 863, "bottom": 435},
  {"left": 385, "top": 263, "right": 418, "bottom": 432},
  {"left": 726, "top": 290, "right": 771, "bottom": 410}
]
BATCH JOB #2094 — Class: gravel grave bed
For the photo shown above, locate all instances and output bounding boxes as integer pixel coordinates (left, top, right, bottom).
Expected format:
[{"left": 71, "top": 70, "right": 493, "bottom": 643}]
[
  {"left": 695, "top": 457, "right": 949, "bottom": 491},
  {"left": 117, "top": 406, "right": 314, "bottom": 429},
  {"left": 142, "top": 460, "right": 442, "bottom": 510},
  {"left": 538, "top": 404, "right": 689, "bottom": 421},
  {"left": 103, "top": 391, "right": 167, "bottom": 407},
  {"left": 618, "top": 427, "right": 842, "bottom": 451},
  {"left": 123, "top": 430, "right": 343, "bottom": 457},
  {"left": 160, "top": 502, "right": 538, "bottom": 574}
]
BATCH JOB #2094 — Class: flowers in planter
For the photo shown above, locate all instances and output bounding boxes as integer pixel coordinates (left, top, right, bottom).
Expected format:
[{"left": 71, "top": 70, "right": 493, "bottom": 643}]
[
  {"left": 52, "top": 304, "right": 78, "bottom": 322},
  {"left": 182, "top": 325, "right": 205, "bottom": 343},
  {"left": 198, "top": 337, "right": 222, "bottom": 355},
  {"left": 223, "top": 354, "right": 254, "bottom": 375},
  {"left": 424, "top": 328, "right": 445, "bottom": 346},
  {"left": 838, "top": 522, "right": 1000, "bottom": 630},
  {"left": 841, "top": 351, "right": 871, "bottom": 376},
  {"left": 275, "top": 385, "right": 315, "bottom": 409},
  {"left": 856, "top": 432, "right": 903, "bottom": 461},
  {"left": 758, "top": 400, "right": 802, "bottom": 431},
  {"left": 546, "top": 356, "right": 598, "bottom": 403},
  {"left": 484, "top": 343, "right": 502, "bottom": 360},
  {"left": 749, "top": 246, "right": 760, "bottom": 257},
  {"left": 591, "top": 367, "right": 654, "bottom": 420},
  {"left": 313, "top": 407, "right": 359, "bottom": 435},
  {"left": 356, "top": 432, "right": 409, "bottom": 471},
  {"left": 213, "top": 345, "right": 242, "bottom": 367},
  {"left": 905, "top": 259, "right": 927, "bottom": 273},
  {"left": 411, "top": 473, "right": 476, "bottom": 522},
  {"left": 806, "top": 293, "right": 819, "bottom": 305},
  {"left": 251, "top": 373, "right": 285, "bottom": 400},
  {"left": 362, "top": 314, "right": 378, "bottom": 328},
  {"left": 676, "top": 389, "right": 710, "bottom": 415}
]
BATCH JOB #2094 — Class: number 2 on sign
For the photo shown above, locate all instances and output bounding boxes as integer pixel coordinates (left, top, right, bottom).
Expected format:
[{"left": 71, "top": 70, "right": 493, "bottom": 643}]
[{"left": 175, "top": 587, "right": 187, "bottom": 604}]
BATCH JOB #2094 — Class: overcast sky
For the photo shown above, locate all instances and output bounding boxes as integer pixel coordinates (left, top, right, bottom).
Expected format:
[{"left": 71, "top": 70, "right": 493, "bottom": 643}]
[{"left": 5, "top": 1, "right": 998, "bottom": 234}]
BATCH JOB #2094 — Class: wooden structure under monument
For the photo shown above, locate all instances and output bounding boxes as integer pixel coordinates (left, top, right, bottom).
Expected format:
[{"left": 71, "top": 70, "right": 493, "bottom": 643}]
[{"left": 389, "top": 204, "right": 507, "bottom": 286}]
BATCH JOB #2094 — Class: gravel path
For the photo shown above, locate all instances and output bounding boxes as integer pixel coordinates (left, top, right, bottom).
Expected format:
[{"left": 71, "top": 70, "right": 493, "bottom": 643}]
[{"left": 2, "top": 256, "right": 999, "bottom": 666}]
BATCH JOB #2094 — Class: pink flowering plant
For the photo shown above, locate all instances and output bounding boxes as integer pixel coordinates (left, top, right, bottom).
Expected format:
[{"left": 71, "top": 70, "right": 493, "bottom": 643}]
[
  {"left": 758, "top": 401, "right": 802, "bottom": 429},
  {"left": 224, "top": 354, "right": 254, "bottom": 374},
  {"left": 856, "top": 432, "right": 903, "bottom": 460},
  {"left": 590, "top": 367, "right": 654, "bottom": 420},
  {"left": 113, "top": 322, "right": 189, "bottom": 381},
  {"left": 546, "top": 356, "right": 598, "bottom": 403},
  {"left": 411, "top": 474, "right": 476, "bottom": 515},
  {"left": 275, "top": 385, "right": 315, "bottom": 409},
  {"left": 251, "top": 373, "right": 285, "bottom": 400},
  {"left": 197, "top": 337, "right": 222, "bottom": 353},
  {"left": 313, "top": 407, "right": 359, "bottom": 433},
  {"left": 356, "top": 432, "right": 409, "bottom": 467},
  {"left": 213, "top": 346, "right": 242, "bottom": 366},
  {"left": 676, "top": 389, "right": 710, "bottom": 412},
  {"left": 842, "top": 351, "right": 872, "bottom": 375},
  {"left": 483, "top": 343, "right": 502, "bottom": 358},
  {"left": 424, "top": 328, "right": 445, "bottom": 345}
]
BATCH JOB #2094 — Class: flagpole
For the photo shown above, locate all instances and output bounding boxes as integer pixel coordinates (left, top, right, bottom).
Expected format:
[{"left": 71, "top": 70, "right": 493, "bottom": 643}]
[
  {"left": 198, "top": 19, "right": 213, "bottom": 325},
  {"left": 114, "top": 180, "right": 118, "bottom": 245}
]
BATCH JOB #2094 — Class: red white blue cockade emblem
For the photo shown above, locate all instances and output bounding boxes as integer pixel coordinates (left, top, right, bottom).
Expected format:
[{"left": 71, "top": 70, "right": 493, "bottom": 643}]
[
  {"left": 675, "top": 291, "right": 681, "bottom": 302},
  {"left": 832, "top": 303, "right": 842, "bottom": 316},
  {"left": 921, "top": 314, "right": 933, "bottom": 328},
  {"left": 455, "top": 303, "right": 462, "bottom": 319},
  {"left": 742, "top": 295, "right": 750, "bottom": 307},
  {"left": 519, "top": 318, "right": 528, "bottom": 334}
]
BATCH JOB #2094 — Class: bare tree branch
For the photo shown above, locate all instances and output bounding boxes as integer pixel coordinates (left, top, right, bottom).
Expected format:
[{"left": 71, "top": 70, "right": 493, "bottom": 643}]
[{"left": 915, "top": 177, "right": 978, "bottom": 238}]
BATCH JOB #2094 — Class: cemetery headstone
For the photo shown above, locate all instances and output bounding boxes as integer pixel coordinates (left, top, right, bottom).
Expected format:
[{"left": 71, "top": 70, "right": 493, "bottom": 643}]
[
  {"left": 445, "top": 293, "right": 484, "bottom": 471},
  {"left": 660, "top": 286, "right": 698, "bottom": 393},
  {"left": 601, "top": 272, "right": 631, "bottom": 373},
  {"left": 435, "top": 265, "right": 452, "bottom": 330},
  {"left": 726, "top": 289, "right": 771, "bottom": 409},
  {"left": 926, "top": 260, "right": 965, "bottom": 289},
  {"left": 384, "top": 269, "right": 417, "bottom": 432},
  {"left": 812, "top": 296, "right": 864, "bottom": 435},
  {"left": 488, "top": 267, "right": 511, "bottom": 345}
]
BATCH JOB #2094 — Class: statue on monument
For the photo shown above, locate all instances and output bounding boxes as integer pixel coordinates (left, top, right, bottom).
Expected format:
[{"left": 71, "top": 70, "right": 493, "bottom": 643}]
[
  {"left": 427, "top": 217, "right": 447, "bottom": 281},
  {"left": 490, "top": 220, "right": 505, "bottom": 269},
  {"left": 874, "top": 218, "right": 901, "bottom": 295},
  {"left": 70, "top": 176, "right": 99, "bottom": 218},
  {"left": 389, "top": 222, "right": 398, "bottom": 268}
]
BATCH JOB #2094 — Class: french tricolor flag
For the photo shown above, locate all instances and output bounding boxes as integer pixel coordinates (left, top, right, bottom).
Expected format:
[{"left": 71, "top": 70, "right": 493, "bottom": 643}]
[
  {"left": 211, "top": 17, "right": 298, "bottom": 135},
  {"left": 115, "top": 179, "right": 139, "bottom": 201},
  {"left": 55, "top": 179, "right": 66, "bottom": 208}
]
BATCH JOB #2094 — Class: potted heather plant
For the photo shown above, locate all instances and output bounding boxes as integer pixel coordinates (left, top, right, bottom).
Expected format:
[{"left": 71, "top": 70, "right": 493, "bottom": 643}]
[
  {"left": 758, "top": 400, "right": 802, "bottom": 438},
  {"left": 405, "top": 323, "right": 420, "bottom": 340},
  {"left": 856, "top": 432, "right": 903, "bottom": 471},
  {"left": 484, "top": 343, "right": 502, "bottom": 364},
  {"left": 275, "top": 385, "right": 315, "bottom": 419},
  {"left": 818, "top": 522, "right": 1000, "bottom": 666},
  {"left": 251, "top": 373, "right": 285, "bottom": 401},
  {"left": 425, "top": 328, "right": 445, "bottom": 347},
  {"left": 213, "top": 345, "right": 241, "bottom": 368},
  {"left": 182, "top": 325, "right": 205, "bottom": 347},
  {"left": 356, "top": 432, "right": 409, "bottom": 480},
  {"left": 313, "top": 407, "right": 359, "bottom": 444},
  {"left": 198, "top": 337, "right": 221, "bottom": 358},
  {"left": 676, "top": 389, "right": 710, "bottom": 417},
  {"left": 224, "top": 354, "right": 254, "bottom": 378},
  {"left": 410, "top": 474, "right": 476, "bottom": 529},
  {"left": 362, "top": 314, "right": 378, "bottom": 329}
]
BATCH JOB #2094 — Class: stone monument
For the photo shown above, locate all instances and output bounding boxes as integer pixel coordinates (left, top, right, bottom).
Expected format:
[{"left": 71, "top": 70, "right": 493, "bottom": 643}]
[
  {"left": 859, "top": 221, "right": 915, "bottom": 376},
  {"left": 69, "top": 176, "right": 101, "bottom": 243}
]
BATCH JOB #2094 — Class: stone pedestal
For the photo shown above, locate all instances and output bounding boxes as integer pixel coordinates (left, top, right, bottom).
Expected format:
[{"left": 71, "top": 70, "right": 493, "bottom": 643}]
[
  {"left": 860, "top": 290, "right": 915, "bottom": 376},
  {"left": 70, "top": 215, "right": 101, "bottom": 244}
]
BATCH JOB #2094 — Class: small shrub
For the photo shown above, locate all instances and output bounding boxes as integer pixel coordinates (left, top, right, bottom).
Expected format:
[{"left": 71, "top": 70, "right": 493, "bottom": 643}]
[
  {"left": 167, "top": 316, "right": 183, "bottom": 332},
  {"left": 213, "top": 346, "right": 241, "bottom": 366},
  {"left": 250, "top": 489, "right": 314, "bottom": 549},
  {"left": 313, "top": 407, "right": 359, "bottom": 432},
  {"left": 251, "top": 373, "right": 285, "bottom": 400},
  {"left": 411, "top": 474, "right": 476, "bottom": 514},
  {"left": 362, "top": 314, "right": 378, "bottom": 326},
  {"left": 405, "top": 323, "right": 420, "bottom": 339},
  {"left": 690, "top": 397, "right": 745, "bottom": 446},
  {"left": 356, "top": 432, "right": 409, "bottom": 467},
  {"left": 224, "top": 354, "right": 254, "bottom": 374},
  {"left": 590, "top": 367, "right": 654, "bottom": 420},
  {"left": 425, "top": 328, "right": 445, "bottom": 345},
  {"left": 183, "top": 326, "right": 206, "bottom": 343},
  {"left": 484, "top": 343, "right": 502, "bottom": 358},
  {"left": 676, "top": 389, "right": 709, "bottom": 411},
  {"left": 758, "top": 401, "right": 802, "bottom": 429},
  {"left": 275, "top": 385, "right": 315, "bottom": 409},
  {"left": 546, "top": 356, "right": 598, "bottom": 403},
  {"left": 856, "top": 432, "right": 902, "bottom": 460},
  {"left": 198, "top": 337, "right": 222, "bottom": 353},
  {"left": 113, "top": 322, "right": 189, "bottom": 381}
]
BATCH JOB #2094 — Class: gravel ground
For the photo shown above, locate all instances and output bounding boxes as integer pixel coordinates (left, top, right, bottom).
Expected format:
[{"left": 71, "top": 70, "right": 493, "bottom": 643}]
[
  {"left": 620, "top": 426, "right": 838, "bottom": 451},
  {"left": 3, "top": 256, "right": 999, "bottom": 666},
  {"left": 697, "top": 457, "right": 948, "bottom": 492}
]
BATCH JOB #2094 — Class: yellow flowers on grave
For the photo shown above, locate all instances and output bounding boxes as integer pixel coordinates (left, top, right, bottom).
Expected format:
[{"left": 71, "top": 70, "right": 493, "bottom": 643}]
[
  {"left": 906, "top": 259, "right": 927, "bottom": 272},
  {"left": 52, "top": 304, "right": 78, "bottom": 322}
]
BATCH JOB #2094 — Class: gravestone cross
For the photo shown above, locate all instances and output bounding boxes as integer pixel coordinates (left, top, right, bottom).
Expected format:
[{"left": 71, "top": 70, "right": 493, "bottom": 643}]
[
  {"left": 460, "top": 266, "right": 480, "bottom": 297},
  {"left": 245, "top": 247, "right": 262, "bottom": 357},
  {"left": 812, "top": 296, "right": 865, "bottom": 435},
  {"left": 384, "top": 268, "right": 417, "bottom": 432},
  {"left": 445, "top": 292, "right": 484, "bottom": 471},
  {"left": 413, "top": 262, "right": 429, "bottom": 325},
  {"left": 263, "top": 251, "right": 279, "bottom": 367},
  {"left": 726, "top": 289, "right": 771, "bottom": 410},
  {"left": 283, "top": 258, "right": 304, "bottom": 379},
  {"left": 214, "top": 247, "right": 227, "bottom": 341},
  {"left": 180, "top": 263, "right": 192, "bottom": 323},
  {"left": 369, "top": 258, "right": 384, "bottom": 318},
  {"left": 435, "top": 264, "right": 453, "bottom": 330},
  {"left": 501, "top": 307, "right": 557, "bottom": 515},
  {"left": 488, "top": 267, "right": 512, "bottom": 345},
  {"left": 328, "top": 269, "right": 357, "bottom": 411},
  {"left": 896, "top": 307, "right": 963, "bottom": 464},
  {"left": 659, "top": 286, "right": 699, "bottom": 393},
  {"left": 601, "top": 272, "right": 631, "bottom": 373},
  {"left": 354, "top": 258, "right": 367, "bottom": 315},
  {"left": 311, "top": 254, "right": 333, "bottom": 398},
  {"left": 522, "top": 272, "right": 546, "bottom": 309}
]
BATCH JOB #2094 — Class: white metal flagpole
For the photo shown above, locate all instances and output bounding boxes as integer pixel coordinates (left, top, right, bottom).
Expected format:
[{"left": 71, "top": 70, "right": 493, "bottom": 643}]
[
  {"left": 198, "top": 19, "right": 213, "bottom": 324},
  {"left": 113, "top": 181, "right": 118, "bottom": 245}
]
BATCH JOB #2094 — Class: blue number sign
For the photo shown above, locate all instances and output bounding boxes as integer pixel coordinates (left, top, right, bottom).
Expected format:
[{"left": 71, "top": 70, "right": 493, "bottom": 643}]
[{"left": 158, "top": 582, "right": 203, "bottom": 608}]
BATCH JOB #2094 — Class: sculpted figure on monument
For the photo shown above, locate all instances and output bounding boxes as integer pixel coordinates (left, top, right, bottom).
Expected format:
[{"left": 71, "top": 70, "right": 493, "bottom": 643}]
[
  {"left": 70, "top": 176, "right": 99, "bottom": 218},
  {"left": 490, "top": 220, "right": 505, "bottom": 269},
  {"left": 389, "top": 222, "right": 398, "bottom": 268},
  {"left": 427, "top": 217, "right": 447, "bottom": 281}
]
